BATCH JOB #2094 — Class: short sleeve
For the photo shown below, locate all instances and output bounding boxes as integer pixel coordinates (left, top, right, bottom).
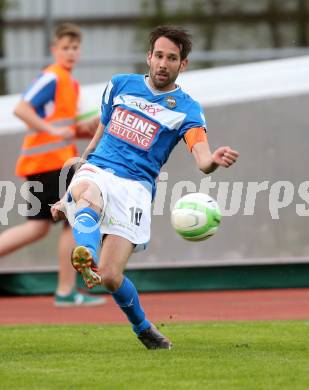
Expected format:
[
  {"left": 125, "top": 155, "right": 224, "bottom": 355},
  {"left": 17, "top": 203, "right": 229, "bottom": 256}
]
[
  {"left": 179, "top": 101, "right": 207, "bottom": 139},
  {"left": 22, "top": 72, "right": 57, "bottom": 109}
]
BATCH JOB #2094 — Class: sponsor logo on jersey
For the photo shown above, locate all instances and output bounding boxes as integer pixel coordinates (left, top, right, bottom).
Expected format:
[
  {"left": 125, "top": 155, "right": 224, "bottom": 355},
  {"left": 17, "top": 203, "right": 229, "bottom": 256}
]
[
  {"left": 132, "top": 101, "right": 164, "bottom": 116},
  {"left": 114, "top": 95, "right": 186, "bottom": 130},
  {"left": 109, "top": 107, "right": 159, "bottom": 150}
]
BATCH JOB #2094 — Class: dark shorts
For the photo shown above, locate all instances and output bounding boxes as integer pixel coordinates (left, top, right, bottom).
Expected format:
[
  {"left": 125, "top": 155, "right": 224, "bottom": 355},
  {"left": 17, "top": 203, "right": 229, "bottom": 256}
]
[{"left": 25, "top": 167, "right": 74, "bottom": 220}]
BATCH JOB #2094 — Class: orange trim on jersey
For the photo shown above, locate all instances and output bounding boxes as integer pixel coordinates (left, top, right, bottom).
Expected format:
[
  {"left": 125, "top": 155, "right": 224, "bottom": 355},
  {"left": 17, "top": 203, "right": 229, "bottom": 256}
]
[{"left": 184, "top": 127, "right": 207, "bottom": 152}]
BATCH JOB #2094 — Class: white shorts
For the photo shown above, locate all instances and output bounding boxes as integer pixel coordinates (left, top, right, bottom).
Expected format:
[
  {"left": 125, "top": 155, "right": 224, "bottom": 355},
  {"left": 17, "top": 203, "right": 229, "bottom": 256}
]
[{"left": 65, "top": 163, "right": 152, "bottom": 252}]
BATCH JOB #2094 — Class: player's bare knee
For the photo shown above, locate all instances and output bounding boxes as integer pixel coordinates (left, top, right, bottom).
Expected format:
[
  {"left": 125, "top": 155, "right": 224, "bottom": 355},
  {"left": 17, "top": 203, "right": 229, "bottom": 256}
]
[
  {"left": 71, "top": 181, "right": 103, "bottom": 213},
  {"left": 82, "top": 189, "right": 103, "bottom": 212},
  {"left": 100, "top": 269, "right": 122, "bottom": 292},
  {"left": 70, "top": 180, "right": 90, "bottom": 201},
  {"left": 102, "top": 279, "right": 119, "bottom": 292}
]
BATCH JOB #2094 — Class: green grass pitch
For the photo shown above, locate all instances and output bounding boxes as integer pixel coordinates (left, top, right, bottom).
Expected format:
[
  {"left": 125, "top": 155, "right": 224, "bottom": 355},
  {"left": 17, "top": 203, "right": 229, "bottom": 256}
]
[{"left": 1, "top": 321, "right": 309, "bottom": 389}]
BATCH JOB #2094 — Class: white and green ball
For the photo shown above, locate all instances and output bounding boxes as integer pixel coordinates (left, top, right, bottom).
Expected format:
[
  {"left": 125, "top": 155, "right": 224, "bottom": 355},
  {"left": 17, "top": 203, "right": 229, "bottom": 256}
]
[{"left": 171, "top": 193, "right": 221, "bottom": 241}]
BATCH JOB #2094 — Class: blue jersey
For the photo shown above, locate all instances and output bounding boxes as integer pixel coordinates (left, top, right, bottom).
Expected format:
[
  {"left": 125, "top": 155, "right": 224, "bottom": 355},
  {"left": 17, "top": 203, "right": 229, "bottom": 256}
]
[{"left": 88, "top": 74, "right": 207, "bottom": 198}]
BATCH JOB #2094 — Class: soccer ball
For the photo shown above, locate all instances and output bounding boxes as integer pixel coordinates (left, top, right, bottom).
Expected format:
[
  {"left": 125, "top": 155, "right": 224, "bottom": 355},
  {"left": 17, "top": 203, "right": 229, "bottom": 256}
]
[{"left": 171, "top": 192, "right": 221, "bottom": 241}]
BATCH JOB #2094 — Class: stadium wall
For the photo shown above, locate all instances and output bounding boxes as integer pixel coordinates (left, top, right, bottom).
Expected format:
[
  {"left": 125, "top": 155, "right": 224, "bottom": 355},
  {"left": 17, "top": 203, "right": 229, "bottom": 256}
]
[{"left": 2, "top": 263, "right": 309, "bottom": 295}]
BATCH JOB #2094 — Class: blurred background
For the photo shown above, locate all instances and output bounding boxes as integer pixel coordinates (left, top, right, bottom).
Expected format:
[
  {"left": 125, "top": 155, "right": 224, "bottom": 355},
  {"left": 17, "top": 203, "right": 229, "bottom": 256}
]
[
  {"left": 1, "top": 0, "right": 309, "bottom": 93},
  {"left": 0, "top": 0, "right": 309, "bottom": 292}
]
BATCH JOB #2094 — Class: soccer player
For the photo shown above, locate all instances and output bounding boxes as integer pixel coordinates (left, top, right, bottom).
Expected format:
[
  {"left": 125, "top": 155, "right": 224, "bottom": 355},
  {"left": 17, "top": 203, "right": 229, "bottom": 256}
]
[
  {"left": 0, "top": 23, "right": 105, "bottom": 307},
  {"left": 52, "top": 26, "right": 239, "bottom": 347}
]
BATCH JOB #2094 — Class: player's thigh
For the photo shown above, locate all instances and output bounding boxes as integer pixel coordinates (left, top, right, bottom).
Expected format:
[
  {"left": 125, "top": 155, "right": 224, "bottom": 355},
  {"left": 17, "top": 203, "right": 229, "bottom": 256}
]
[{"left": 98, "top": 234, "right": 134, "bottom": 279}]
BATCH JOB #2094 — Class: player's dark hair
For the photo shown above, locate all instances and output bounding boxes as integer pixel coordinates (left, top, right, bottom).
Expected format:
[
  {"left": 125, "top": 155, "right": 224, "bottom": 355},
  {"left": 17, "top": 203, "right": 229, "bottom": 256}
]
[
  {"left": 149, "top": 26, "right": 192, "bottom": 60},
  {"left": 53, "top": 23, "right": 82, "bottom": 43}
]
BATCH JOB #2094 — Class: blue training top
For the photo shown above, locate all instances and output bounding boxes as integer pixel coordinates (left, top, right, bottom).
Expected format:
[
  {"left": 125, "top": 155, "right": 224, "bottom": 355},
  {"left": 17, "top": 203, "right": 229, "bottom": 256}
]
[{"left": 88, "top": 74, "right": 207, "bottom": 198}]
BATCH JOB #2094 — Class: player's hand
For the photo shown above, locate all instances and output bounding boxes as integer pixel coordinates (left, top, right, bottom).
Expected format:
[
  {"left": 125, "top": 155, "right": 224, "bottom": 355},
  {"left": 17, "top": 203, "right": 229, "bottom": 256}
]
[
  {"left": 212, "top": 146, "right": 239, "bottom": 168},
  {"left": 51, "top": 199, "right": 67, "bottom": 221},
  {"left": 49, "top": 126, "right": 75, "bottom": 140}
]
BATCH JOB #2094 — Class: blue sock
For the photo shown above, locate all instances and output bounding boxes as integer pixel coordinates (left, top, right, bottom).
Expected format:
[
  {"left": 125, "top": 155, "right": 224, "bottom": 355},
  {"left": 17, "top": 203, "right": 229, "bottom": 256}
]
[
  {"left": 112, "top": 277, "right": 151, "bottom": 335},
  {"left": 73, "top": 207, "right": 101, "bottom": 264}
]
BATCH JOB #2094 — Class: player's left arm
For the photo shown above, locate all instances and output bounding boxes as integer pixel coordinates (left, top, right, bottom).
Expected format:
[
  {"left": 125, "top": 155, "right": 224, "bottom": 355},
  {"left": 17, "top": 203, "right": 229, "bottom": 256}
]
[{"left": 184, "top": 127, "right": 239, "bottom": 174}]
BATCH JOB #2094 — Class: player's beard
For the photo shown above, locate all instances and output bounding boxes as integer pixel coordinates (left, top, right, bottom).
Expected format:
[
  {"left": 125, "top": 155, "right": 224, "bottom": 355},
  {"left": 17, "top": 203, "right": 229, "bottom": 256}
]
[{"left": 149, "top": 68, "right": 178, "bottom": 91}]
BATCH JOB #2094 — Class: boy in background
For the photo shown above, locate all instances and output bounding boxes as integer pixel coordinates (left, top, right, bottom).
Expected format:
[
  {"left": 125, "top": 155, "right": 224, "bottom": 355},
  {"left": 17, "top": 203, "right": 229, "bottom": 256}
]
[{"left": 0, "top": 23, "right": 105, "bottom": 307}]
